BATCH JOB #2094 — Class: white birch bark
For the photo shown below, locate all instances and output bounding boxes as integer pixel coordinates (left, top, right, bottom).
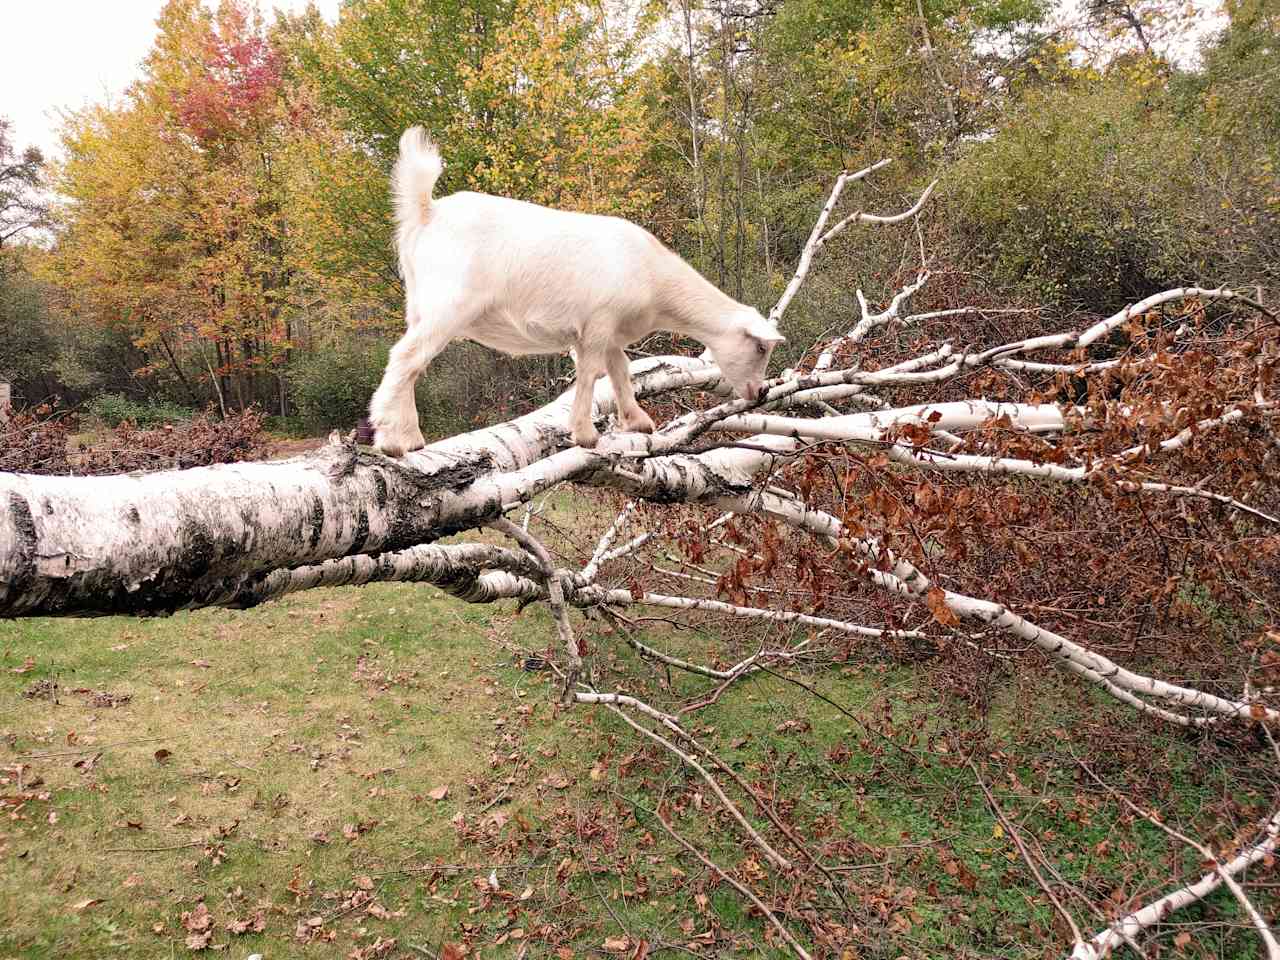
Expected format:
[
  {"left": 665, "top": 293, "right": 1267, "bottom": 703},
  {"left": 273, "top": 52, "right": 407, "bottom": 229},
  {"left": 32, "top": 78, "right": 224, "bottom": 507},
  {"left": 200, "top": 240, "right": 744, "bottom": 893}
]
[{"left": 1067, "top": 811, "right": 1280, "bottom": 960}]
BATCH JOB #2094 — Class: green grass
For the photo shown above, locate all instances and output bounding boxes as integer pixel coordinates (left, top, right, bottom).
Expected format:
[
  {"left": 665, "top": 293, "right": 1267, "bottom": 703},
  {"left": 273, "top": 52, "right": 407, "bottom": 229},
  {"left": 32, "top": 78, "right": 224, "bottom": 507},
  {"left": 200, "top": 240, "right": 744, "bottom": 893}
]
[{"left": 0, "top": 536, "right": 1274, "bottom": 958}]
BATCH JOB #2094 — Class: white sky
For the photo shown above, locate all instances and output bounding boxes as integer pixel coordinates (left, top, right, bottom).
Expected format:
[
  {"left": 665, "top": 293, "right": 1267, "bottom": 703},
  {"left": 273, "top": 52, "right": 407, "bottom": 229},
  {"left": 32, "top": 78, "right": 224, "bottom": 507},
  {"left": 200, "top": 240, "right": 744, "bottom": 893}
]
[{"left": 2, "top": 0, "right": 341, "bottom": 162}]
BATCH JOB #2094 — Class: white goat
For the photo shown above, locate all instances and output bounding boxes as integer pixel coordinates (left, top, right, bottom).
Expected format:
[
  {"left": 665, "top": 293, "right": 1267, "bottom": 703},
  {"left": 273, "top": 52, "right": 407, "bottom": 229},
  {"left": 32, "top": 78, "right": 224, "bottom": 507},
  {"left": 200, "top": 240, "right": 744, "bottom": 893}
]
[{"left": 368, "top": 127, "right": 785, "bottom": 455}]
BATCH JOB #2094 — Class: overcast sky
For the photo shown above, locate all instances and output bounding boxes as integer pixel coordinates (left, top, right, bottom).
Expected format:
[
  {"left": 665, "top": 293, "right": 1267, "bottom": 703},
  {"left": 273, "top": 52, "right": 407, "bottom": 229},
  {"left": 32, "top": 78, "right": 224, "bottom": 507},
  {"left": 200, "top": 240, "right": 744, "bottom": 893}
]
[{"left": 2, "top": 0, "right": 341, "bottom": 162}]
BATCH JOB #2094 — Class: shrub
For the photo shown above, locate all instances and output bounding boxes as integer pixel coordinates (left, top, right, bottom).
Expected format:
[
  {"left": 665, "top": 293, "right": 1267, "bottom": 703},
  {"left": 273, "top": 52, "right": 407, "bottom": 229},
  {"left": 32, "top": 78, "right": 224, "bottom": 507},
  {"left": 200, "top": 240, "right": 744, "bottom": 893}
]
[
  {"left": 262, "top": 414, "right": 308, "bottom": 438},
  {"left": 286, "top": 345, "right": 387, "bottom": 433},
  {"left": 87, "top": 392, "right": 194, "bottom": 428},
  {"left": 286, "top": 340, "right": 504, "bottom": 438},
  {"left": 946, "top": 78, "right": 1207, "bottom": 309}
]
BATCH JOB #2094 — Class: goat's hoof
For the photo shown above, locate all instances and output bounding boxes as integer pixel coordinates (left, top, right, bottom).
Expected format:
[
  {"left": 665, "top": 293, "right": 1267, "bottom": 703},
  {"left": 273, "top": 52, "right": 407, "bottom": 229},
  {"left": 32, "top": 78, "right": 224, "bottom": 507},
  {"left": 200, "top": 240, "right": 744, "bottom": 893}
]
[
  {"left": 572, "top": 427, "right": 601, "bottom": 448},
  {"left": 372, "top": 425, "right": 426, "bottom": 457},
  {"left": 623, "top": 411, "right": 656, "bottom": 434}
]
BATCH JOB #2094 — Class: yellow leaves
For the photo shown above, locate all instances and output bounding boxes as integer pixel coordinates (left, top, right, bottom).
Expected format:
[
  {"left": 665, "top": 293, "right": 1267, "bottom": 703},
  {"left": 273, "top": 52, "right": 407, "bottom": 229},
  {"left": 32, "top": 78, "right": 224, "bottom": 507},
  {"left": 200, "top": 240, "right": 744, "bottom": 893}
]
[{"left": 455, "top": 0, "right": 657, "bottom": 219}]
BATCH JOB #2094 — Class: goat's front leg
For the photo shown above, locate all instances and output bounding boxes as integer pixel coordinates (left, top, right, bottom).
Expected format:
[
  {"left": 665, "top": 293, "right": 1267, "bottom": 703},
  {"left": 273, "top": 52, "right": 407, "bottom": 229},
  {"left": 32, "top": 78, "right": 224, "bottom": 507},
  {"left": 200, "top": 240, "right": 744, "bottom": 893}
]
[
  {"left": 569, "top": 349, "right": 606, "bottom": 448},
  {"left": 369, "top": 317, "right": 456, "bottom": 457},
  {"left": 606, "top": 347, "right": 655, "bottom": 434}
]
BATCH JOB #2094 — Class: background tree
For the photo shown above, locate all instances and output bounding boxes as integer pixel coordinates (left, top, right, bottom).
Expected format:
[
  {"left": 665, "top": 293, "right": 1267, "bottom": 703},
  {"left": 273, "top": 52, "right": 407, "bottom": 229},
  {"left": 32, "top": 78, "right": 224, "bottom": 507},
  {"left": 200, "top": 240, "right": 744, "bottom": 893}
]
[{"left": 0, "top": 117, "right": 48, "bottom": 249}]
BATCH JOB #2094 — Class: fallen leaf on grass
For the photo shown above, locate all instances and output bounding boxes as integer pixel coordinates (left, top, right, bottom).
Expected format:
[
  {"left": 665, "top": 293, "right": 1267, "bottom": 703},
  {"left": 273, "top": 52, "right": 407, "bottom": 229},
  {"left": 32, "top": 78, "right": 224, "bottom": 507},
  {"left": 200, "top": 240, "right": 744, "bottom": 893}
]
[
  {"left": 182, "top": 903, "right": 213, "bottom": 950},
  {"left": 86, "top": 690, "right": 131, "bottom": 708},
  {"left": 154, "top": 749, "right": 172, "bottom": 764},
  {"left": 11, "top": 657, "right": 35, "bottom": 674},
  {"left": 349, "top": 937, "right": 397, "bottom": 960},
  {"left": 72, "top": 898, "right": 103, "bottom": 912},
  {"left": 226, "top": 910, "right": 265, "bottom": 935},
  {"left": 295, "top": 915, "right": 325, "bottom": 941},
  {"left": 603, "top": 937, "right": 631, "bottom": 952},
  {"left": 185, "top": 931, "right": 211, "bottom": 951},
  {"left": 190, "top": 659, "right": 212, "bottom": 669},
  {"left": 441, "top": 944, "right": 467, "bottom": 960},
  {"left": 427, "top": 785, "right": 449, "bottom": 801},
  {"left": 182, "top": 903, "right": 212, "bottom": 932}
]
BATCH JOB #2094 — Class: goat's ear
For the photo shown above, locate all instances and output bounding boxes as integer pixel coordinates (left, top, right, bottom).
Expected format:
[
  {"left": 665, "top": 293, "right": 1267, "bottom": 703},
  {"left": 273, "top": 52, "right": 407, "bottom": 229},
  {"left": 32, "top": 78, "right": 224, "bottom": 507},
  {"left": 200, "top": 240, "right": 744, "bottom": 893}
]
[{"left": 745, "top": 316, "right": 785, "bottom": 343}]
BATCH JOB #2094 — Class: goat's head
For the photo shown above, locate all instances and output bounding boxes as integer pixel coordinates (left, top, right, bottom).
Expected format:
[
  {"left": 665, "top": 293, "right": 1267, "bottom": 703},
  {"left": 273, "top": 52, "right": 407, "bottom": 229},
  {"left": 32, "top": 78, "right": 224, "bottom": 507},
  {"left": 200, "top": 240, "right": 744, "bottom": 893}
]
[{"left": 708, "top": 308, "right": 786, "bottom": 404}]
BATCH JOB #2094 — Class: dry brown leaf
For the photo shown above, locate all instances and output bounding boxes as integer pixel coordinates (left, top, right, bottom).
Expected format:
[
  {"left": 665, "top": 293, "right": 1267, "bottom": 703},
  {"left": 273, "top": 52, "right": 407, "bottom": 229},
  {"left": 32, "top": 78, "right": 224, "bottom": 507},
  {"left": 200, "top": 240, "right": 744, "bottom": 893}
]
[
  {"left": 926, "top": 587, "right": 959, "bottom": 627},
  {"left": 185, "top": 931, "right": 211, "bottom": 951},
  {"left": 182, "top": 903, "right": 212, "bottom": 933}
]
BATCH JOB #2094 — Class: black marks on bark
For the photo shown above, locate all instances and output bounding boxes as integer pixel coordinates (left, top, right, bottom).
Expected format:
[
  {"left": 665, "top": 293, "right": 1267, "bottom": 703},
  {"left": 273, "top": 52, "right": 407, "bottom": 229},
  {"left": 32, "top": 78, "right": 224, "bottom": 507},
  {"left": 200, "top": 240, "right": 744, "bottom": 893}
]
[
  {"left": 125, "top": 505, "right": 141, "bottom": 525},
  {"left": 2, "top": 493, "right": 38, "bottom": 611},
  {"left": 306, "top": 496, "right": 325, "bottom": 550},
  {"left": 377, "top": 451, "right": 495, "bottom": 494},
  {"left": 373, "top": 471, "right": 388, "bottom": 510},
  {"left": 349, "top": 506, "right": 371, "bottom": 555},
  {"left": 174, "top": 519, "right": 217, "bottom": 583},
  {"left": 646, "top": 462, "right": 694, "bottom": 503},
  {"left": 492, "top": 432, "right": 520, "bottom": 464}
]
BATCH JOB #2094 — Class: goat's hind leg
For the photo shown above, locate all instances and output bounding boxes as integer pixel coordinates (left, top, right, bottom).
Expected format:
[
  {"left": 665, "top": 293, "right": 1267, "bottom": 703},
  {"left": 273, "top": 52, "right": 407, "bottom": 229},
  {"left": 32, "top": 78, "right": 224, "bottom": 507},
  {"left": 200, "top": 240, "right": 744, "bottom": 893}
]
[
  {"left": 369, "top": 306, "right": 462, "bottom": 457},
  {"left": 606, "top": 347, "right": 655, "bottom": 434},
  {"left": 569, "top": 348, "right": 607, "bottom": 448}
]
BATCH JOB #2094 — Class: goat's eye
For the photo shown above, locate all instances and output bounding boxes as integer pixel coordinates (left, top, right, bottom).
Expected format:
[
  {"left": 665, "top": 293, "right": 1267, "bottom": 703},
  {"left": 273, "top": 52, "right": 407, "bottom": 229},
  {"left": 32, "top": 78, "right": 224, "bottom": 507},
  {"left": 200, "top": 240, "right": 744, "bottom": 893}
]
[{"left": 756, "top": 342, "right": 767, "bottom": 357}]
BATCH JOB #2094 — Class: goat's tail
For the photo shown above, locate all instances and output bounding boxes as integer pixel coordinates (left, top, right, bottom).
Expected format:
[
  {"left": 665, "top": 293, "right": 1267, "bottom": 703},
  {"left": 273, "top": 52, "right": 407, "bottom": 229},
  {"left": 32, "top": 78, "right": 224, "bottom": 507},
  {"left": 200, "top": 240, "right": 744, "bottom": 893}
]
[{"left": 392, "top": 126, "right": 443, "bottom": 243}]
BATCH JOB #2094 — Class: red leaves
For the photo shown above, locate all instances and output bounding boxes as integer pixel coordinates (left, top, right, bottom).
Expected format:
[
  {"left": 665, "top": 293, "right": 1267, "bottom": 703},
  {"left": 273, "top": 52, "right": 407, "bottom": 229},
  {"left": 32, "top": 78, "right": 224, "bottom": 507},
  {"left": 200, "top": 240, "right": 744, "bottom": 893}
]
[{"left": 174, "top": 3, "right": 283, "bottom": 144}]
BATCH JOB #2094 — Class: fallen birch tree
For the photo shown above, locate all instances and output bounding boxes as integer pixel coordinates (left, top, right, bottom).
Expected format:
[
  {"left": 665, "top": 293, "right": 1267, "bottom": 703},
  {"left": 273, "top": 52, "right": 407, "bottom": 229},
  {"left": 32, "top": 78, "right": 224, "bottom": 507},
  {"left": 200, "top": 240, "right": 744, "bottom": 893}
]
[{"left": 3, "top": 163, "right": 1279, "bottom": 957}]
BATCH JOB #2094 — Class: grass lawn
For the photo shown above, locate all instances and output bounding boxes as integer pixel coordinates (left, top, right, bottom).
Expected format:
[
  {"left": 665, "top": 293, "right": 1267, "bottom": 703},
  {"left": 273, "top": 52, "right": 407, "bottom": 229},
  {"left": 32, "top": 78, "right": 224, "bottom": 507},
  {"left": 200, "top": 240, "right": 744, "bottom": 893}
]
[{"left": 0, "top": 498, "right": 1274, "bottom": 958}]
